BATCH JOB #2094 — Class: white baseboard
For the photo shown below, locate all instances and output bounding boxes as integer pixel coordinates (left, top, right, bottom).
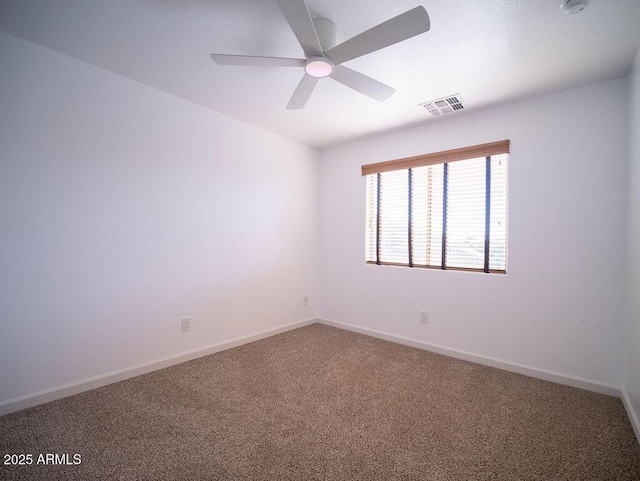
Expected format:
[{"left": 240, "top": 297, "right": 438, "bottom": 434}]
[
  {"left": 2, "top": 317, "right": 628, "bottom": 428},
  {"left": 621, "top": 389, "right": 640, "bottom": 444},
  {"left": 318, "top": 318, "right": 621, "bottom": 397},
  {"left": 0, "top": 318, "right": 317, "bottom": 417}
]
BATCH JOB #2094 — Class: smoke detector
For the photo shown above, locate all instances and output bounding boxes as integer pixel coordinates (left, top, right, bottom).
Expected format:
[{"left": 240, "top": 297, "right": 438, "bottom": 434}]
[
  {"left": 420, "top": 94, "right": 466, "bottom": 117},
  {"left": 560, "top": 0, "right": 590, "bottom": 14}
]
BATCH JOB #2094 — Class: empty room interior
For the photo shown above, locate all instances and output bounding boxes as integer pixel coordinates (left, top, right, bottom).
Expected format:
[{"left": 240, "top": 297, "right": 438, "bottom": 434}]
[{"left": 2, "top": 0, "right": 640, "bottom": 479}]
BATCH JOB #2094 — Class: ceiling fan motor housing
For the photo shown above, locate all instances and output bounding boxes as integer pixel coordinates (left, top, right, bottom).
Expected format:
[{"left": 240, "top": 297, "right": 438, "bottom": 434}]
[
  {"left": 304, "top": 19, "right": 337, "bottom": 77},
  {"left": 312, "top": 18, "right": 337, "bottom": 50},
  {"left": 560, "top": 0, "right": 591, "bottom": 14}
]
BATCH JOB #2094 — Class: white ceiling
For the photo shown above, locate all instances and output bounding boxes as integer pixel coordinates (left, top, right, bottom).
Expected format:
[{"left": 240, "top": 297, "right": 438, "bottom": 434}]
[{"left": 1, "top": 0, "right": 640, "bottom": 149}]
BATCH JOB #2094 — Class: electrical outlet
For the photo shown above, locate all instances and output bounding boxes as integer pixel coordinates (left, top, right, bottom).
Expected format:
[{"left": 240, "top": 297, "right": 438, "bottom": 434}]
[
  {"left": 420, "top": 312, "right": 429, "bottom": 325},
  {"left": 181, "top": 317, "right": 191, "bottom": 332},
  {"left": 303, "top": 295, "right": 309, "bottom": 306}
]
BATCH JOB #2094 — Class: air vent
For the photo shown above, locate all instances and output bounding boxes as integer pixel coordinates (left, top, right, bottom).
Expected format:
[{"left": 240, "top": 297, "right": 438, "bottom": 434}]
[{"left": 420, "top": 94, "right": 466, "bottom": 117}]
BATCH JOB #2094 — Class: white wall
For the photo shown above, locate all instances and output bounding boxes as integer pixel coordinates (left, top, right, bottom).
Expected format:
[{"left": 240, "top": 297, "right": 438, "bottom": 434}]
[
  {"left": 0, "top": 26, "right": 634, "bottom": 415},
  {"left": 0, "top": 32, "right": 319, "bottom": 405},
  {"left": 624, "top": 45, "right": 640, "bottom": 434},
  {"left": 319, "top": 78, "right": 629, "bottom": 387}
]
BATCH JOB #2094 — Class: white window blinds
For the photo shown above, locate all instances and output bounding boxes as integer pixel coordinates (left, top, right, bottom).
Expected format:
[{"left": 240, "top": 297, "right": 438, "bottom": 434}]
[{"left": 363, "top": 141, "right": 509, "bottom": 273}]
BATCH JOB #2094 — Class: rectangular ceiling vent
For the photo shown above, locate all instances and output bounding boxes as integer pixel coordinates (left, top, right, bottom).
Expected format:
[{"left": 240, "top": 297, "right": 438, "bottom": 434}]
[{"left": 420, "top": 94, "right": 466, "bottom": 117}]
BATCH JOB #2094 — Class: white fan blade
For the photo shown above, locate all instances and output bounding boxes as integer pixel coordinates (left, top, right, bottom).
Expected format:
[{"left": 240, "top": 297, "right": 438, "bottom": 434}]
[
  {"left": 326, "top": 6, "right": 430, "bottom": 65},
  {"left": 331, "top": 65, "right": 395, "bottom": 102},
  {"left": 211, "top": 54, "right": 305, "bottom": 67},
  {"left": 277, "top": 0, "right": 323, "bottom": 58},
  {"left": 287, "top": 74, "right": 319, "bottom": 109}
]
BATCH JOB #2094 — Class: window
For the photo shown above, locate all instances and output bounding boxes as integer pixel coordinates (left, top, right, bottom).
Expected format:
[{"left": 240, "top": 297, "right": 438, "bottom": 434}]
[{"left": 363, "top": 140, "right": 509, "bottom": 273}]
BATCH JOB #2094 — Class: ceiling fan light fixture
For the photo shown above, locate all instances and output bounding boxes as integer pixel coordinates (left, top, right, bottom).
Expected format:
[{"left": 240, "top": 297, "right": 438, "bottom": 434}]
[
  {"left": 305, "top": 57, "right": 334, "bottom": 78},
  {"left": 560, "top": 0, "right": 591, "bottom": 15}
]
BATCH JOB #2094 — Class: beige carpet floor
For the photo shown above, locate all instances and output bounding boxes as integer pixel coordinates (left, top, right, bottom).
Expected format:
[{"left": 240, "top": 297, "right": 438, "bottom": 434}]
[{"left": 1, "top": 323, "right": 639, "bottom": 480}]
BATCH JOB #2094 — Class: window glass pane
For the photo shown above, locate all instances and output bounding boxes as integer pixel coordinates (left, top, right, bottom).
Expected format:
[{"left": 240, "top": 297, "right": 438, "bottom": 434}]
[
  {"left": 446, "top": 157, "right": 485, "bottom": 270},
  {"left": 412, "top": 164, "right": 443, "bottom": 267},
  {"left": 365, "top": 174, "right": 378, "bottom": 262},
  {"left": 489, "top": 154, "right": 508, "bottom": 271},
  {"left": 364, "top": 151, "right": 508, "bottom": 273},
  {"left": 379, "top": 170, "right": 408, "bottom": 264}
]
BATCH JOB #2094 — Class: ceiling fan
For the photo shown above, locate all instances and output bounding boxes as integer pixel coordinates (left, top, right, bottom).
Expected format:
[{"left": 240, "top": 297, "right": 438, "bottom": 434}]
[{"left": 210, "top": 0, "right": 430, "bottom": 109}]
